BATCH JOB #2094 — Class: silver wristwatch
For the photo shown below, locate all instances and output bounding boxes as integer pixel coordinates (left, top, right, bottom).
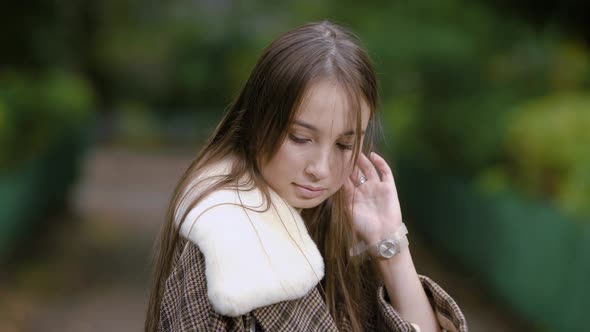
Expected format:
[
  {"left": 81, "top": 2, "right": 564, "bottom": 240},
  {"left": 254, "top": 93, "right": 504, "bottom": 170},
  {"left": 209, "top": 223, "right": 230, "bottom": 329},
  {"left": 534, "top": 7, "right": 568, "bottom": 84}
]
[{"left": 349, "top": 223, "right": 409, "bottom": 259}]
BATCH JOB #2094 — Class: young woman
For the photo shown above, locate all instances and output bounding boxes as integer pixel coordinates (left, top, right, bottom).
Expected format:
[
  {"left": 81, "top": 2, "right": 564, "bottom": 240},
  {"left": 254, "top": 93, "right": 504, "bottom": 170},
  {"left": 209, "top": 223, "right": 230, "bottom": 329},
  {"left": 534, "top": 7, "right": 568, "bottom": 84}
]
[{"left": 145, "top": 21, "right": 468, "bottom": 332}]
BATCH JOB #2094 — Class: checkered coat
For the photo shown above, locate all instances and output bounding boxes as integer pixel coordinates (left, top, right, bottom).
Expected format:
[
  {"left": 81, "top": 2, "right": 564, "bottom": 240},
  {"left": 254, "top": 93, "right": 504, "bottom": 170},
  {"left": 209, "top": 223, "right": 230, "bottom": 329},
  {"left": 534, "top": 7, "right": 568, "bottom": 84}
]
[
  {"left": 156, "top": 161, "right": 467, "bottom": 331},
  {"left": 157, "top": 237, "right": 467, "bottom": 332}
]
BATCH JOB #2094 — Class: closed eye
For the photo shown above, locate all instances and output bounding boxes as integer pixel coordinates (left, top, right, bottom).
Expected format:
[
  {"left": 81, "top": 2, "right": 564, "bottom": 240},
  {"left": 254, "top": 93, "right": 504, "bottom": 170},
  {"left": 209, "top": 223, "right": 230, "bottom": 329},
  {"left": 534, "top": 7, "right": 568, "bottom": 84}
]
[
  {"left": 289, "top": 134, "right": 310, "bottom": 144},
  {"left": 337, "top": 143, "right": 353, "bottom": 151}
]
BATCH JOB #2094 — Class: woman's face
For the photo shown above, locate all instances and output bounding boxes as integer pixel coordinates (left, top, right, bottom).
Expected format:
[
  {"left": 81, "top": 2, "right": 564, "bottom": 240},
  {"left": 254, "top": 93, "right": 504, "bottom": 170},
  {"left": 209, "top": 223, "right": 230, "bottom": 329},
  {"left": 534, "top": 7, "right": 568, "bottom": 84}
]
[{"left": 260, "top": 80, "right": 371, "bottom": 209}]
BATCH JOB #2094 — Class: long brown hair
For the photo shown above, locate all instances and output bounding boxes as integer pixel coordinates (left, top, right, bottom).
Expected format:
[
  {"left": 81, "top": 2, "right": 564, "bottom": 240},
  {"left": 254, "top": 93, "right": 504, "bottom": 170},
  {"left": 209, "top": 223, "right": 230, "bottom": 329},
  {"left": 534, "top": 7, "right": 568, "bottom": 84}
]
[{"left": 145, "top": 21, "right": 380, "bottom": 331}]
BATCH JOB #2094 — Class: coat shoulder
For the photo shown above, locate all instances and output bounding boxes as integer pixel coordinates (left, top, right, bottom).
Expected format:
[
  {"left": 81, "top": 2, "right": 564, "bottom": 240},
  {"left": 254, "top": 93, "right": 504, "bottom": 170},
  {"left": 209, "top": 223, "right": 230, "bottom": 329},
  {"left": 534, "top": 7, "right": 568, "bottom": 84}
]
[{"left": 173, "top": 182, "right": 324, "bottom": 317}]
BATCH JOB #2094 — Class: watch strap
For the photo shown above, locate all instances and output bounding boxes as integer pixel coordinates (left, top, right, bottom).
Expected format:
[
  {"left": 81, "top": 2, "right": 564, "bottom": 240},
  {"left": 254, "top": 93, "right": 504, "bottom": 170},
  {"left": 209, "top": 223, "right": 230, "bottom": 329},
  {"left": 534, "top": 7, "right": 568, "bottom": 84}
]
[{"left": 349, "top": 223, "right": 409, "bottom": 257}]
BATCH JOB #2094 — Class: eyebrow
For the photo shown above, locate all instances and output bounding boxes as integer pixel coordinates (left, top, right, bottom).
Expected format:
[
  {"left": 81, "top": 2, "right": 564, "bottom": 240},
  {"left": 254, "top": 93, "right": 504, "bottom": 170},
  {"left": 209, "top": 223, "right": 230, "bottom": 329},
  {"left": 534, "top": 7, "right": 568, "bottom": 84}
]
[{"left": 294, "top": 120, "right": 365, "bottom": 136}]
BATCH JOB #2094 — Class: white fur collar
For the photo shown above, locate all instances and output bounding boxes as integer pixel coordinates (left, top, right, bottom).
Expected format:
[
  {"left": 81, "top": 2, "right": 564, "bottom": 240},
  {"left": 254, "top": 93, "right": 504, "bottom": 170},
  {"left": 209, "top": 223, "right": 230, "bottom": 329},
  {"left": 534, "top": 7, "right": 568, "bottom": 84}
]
[{"left": 175, "top": 159, "right": 325, "bottom": 317}]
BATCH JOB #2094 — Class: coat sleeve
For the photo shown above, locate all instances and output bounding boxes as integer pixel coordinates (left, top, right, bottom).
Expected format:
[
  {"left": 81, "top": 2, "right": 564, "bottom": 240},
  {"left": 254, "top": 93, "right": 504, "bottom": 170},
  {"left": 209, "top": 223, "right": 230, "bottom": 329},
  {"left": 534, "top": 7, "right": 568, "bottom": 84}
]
[
  {"left": 157, "top": 238, "right": 255, "bottom": 332},
  {"left": 375, "top": 275, "right": 468, "bottom": 332}
]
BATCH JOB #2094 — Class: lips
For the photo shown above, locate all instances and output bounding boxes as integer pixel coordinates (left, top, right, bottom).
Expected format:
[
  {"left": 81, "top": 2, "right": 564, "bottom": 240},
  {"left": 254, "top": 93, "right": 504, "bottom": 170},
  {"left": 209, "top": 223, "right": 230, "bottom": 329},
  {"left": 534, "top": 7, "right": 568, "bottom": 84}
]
[
  {"left": 293, "top": 183, "right": 327, "bottom": 199},
  {"left": 297, "top": 184, "right": 325, "bottom": 191}
]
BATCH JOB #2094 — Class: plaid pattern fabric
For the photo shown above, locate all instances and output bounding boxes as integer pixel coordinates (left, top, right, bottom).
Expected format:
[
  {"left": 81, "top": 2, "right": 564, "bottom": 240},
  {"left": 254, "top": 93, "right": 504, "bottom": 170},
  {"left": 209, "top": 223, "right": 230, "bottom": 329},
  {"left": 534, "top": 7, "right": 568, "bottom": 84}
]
[
  {"left": 417, "top": 276, "right": 468, "bottom": 332},
  {"left": 157, "top": 238, "right": 468, "bottom": 332}
]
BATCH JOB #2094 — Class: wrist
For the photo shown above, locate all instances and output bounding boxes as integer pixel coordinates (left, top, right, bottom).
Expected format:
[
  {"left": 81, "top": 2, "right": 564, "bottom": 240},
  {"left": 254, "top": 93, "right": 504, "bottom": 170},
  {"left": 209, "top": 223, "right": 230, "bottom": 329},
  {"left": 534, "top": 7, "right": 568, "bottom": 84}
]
[
  {"left": 350, "top": 222, "right": 409, "bottom": 258},
  {"left": 364, "top": 220, "right": 403, "bottom": 244}
]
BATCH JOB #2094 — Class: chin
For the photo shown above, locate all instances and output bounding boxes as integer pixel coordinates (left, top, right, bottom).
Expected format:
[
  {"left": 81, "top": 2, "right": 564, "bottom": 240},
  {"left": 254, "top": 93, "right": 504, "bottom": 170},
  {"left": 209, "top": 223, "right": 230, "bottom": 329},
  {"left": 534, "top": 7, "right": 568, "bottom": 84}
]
[{"left": 289, "top": 197, "right": 327, "bottom": 210}]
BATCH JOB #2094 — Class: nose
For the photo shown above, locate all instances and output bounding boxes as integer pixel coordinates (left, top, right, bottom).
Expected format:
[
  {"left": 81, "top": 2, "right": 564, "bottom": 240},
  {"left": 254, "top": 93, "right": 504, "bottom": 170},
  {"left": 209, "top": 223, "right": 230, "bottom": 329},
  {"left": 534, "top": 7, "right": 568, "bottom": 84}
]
[{"left": 304, "top": 148, "right": 331, "bottom": 181}]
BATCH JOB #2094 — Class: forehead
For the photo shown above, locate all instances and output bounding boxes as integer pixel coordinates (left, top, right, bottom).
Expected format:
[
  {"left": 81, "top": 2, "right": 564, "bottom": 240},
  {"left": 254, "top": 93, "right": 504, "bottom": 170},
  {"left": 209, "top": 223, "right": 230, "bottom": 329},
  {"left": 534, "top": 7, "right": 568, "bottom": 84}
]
[{"left": 294, "top": 80, "right": 370, "bottom": 133}]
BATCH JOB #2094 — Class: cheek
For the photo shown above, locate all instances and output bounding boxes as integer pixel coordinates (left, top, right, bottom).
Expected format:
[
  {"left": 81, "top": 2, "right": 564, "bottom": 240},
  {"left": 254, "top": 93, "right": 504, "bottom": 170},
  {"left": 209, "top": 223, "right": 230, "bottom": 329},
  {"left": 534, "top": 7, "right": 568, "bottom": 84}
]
[
  {"left": 332, "top": 158, "right": 353, "bottom": 186},
  {"left": 338, "top": 153, "right": 355, "bottom": 174},
  {"left": 274, "top": 143, "right": 305, "bottom": 174}
]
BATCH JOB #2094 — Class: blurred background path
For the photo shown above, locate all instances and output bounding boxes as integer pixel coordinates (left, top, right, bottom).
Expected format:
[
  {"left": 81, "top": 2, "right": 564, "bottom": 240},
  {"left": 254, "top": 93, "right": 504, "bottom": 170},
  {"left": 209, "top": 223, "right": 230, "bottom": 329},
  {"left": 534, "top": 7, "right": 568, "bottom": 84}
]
[{"left": 0, "top": 146, "right": 535, "bottom": 332}]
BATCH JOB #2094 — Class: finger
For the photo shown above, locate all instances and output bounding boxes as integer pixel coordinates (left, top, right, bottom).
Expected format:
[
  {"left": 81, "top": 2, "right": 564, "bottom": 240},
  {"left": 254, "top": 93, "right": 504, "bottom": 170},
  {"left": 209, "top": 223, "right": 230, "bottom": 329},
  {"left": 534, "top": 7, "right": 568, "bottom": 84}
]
[
  {"left": 348, "top": 165, "right": 362, "bottom": 183},
  {"left": 370, "top": 152, "right": 394, "bottom": 183},
  {"left": 357, "top": 152, "right": 379, "bottom": 182}
]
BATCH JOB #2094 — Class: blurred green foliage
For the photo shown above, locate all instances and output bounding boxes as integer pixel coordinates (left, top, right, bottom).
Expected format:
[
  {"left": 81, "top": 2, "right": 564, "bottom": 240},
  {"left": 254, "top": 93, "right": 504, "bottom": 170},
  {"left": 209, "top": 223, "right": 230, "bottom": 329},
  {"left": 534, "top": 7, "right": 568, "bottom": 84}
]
[
  {"left": 0, "top": 71, "right": 94, "bottom": 169},
  {"left": 500, "top": 93, "right": 590, "bottom": 218},
  {"left": 2, "top": 1, "right": 589, "bottom": 328},
  {"left": 1, "top": 0, "right": 589, "bottom": 216}
]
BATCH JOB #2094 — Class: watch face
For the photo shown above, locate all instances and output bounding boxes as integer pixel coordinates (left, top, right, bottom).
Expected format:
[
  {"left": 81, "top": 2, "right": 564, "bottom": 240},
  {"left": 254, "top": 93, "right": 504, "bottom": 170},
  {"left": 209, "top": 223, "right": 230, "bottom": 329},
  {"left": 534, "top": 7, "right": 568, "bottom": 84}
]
[{"left": 378, "top": 239, "right": 398, "bottom": 258}]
